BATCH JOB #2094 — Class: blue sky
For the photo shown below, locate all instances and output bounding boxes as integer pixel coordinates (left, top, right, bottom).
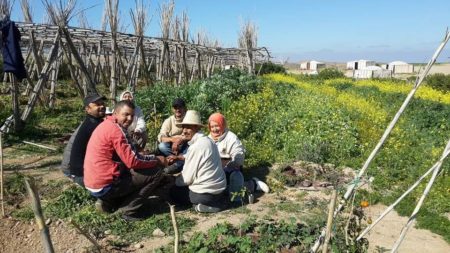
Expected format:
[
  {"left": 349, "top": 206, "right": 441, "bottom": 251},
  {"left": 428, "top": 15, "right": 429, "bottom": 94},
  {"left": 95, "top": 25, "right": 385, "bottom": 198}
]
[{"left": 10, "top": 0, "right": 450, "bottom": 63}]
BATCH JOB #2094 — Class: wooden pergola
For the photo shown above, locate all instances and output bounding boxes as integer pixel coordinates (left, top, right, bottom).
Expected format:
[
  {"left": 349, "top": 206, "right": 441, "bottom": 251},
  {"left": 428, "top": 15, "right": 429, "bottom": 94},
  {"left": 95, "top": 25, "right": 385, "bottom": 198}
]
[{"left": 0, "top": 0, "right": 271, "bottom": 133}]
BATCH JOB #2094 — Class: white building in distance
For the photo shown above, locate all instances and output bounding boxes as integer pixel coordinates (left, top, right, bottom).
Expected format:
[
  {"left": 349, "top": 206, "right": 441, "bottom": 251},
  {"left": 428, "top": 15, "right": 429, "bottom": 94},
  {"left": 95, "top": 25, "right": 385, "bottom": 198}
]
[
  {"left": 347, "top": 60, "right": 376, "bottom": 70},
  {"left": 300, "top": 60, "right": 326, "bottom": 71},
  {"left": 353, "top": 65, "right": 392, "bottom": 79},
  {"left": 382, "top": 61, "right": 414, "bottom": 74}
]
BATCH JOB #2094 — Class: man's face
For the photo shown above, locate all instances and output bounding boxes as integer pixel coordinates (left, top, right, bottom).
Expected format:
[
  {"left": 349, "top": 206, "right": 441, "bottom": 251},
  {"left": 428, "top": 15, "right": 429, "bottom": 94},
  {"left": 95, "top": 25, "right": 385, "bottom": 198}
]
[
  {"left": 85, "top": 100, "right": 106, "bottom": 118},
  {"left": 173, "top": 106, "right": 186, "bottom": 120},
  {"left": 122, "top": 92, "right": 133, "bottom": 102},
  {"left": 114, "top": 105, "right": 134, "bottom": 129},
  {"left": 182, "top": 125, "right": 199, "bottom": 141}
]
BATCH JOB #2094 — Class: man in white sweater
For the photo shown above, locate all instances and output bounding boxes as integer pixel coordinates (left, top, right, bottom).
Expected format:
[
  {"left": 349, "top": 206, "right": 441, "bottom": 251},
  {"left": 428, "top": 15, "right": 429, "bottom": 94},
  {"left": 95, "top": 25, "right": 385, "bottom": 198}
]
[{"left": 167, "top": 110, "right": 226, "bottom": 213}]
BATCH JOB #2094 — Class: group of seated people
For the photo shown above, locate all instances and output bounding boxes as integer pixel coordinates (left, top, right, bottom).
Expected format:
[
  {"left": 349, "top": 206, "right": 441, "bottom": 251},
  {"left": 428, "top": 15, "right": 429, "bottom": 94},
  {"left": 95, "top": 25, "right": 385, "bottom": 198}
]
[{"left": 60, "top": 91, "right": 269, "bottom": 221}]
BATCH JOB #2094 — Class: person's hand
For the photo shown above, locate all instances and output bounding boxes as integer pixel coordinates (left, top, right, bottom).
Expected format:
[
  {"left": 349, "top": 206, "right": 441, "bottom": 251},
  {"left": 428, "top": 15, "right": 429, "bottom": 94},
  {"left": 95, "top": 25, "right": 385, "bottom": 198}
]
[
  {"left": 156, "top": 156, "right": 168, "bottom": 167},
  {"left": 167, "top": 155, "right": 177, "bottom": 164},
  {"left": 171, "top": 137, "right": 184, "bottom": 154}
]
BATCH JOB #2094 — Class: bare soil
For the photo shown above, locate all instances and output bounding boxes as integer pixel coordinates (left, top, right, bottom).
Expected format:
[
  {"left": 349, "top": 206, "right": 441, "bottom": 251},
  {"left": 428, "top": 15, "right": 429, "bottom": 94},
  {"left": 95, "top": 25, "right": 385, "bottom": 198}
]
[{"left": 367, "top": 204, "right": 450, "bottom": 253}]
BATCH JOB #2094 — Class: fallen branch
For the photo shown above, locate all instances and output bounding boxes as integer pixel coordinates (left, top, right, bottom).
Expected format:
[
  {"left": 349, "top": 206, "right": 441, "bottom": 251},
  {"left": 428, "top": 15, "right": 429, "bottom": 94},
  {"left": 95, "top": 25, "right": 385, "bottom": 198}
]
[{"left": 22, "top": 141, "right": 58, "bottom": 151}]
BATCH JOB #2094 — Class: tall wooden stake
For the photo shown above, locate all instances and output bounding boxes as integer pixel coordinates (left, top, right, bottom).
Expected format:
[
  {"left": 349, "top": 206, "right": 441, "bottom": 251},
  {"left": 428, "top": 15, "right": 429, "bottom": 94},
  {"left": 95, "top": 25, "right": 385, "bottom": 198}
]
[
  {"left": 25, "top": 177, "right": 55, "bottom": 253},
  {"left": 322, "top": 190, "right": 337, "bottom": 253},
  {"left": 169, "top": 204, "right": 179, "bottom": 253},
  {"left": 0, "top": 132, "right": 4, "bottom": 217}
]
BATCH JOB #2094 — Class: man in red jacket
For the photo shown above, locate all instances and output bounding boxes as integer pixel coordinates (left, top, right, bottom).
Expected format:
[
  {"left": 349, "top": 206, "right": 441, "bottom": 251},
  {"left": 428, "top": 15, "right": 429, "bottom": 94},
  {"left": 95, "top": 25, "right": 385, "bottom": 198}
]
[{"left": 84, "top": 100, "right": 166, "bottom": 221}]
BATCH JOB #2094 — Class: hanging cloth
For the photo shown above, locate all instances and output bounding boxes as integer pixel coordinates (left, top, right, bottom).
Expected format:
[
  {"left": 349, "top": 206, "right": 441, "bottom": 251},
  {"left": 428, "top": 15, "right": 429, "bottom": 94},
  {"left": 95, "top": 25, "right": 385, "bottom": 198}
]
[{"left": 1, "top": 19, "right": 27, "bottom": 81}]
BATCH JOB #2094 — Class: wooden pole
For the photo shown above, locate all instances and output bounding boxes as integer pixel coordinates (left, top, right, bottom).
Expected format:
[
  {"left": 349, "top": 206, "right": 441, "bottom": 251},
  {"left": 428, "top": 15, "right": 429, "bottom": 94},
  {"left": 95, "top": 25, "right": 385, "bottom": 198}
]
[
  {"left": 168, "top": 204, "right": 179, "bottom": 253},
  {"left": 10, "top": 74, "right": 22, "bottom": 132},
  {"left": 310, "top": 30, "right": 450, "bottom": 253},
  {"left": 22, "top": 141, "right": 57, "bottom": 151},
  {"left": 0, "top": 132, "right": 5, "bottom": 217},
  {"left": 25, "top": 177, "right": 55, "bottom": 253},
  {"left": 322, "top": 190, "right": 337, "bottom": 253}
]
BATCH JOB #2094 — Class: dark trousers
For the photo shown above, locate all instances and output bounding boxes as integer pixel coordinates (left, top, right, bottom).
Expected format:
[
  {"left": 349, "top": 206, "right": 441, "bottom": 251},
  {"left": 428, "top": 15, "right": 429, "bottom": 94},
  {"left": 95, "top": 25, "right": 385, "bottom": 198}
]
[
  {"left": 170, "top": 185, "right": 225, "bottom": 208},
  {"left": 100, "top": 168, "right": 163, "bottom": 216}
]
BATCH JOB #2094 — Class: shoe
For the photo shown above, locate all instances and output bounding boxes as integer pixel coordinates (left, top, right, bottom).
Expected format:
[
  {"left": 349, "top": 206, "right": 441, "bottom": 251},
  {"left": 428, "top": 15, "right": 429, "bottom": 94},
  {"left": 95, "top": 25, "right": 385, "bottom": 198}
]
[
  {"left": 95, "top": 199, "right": 115, "bottom": 213},
  {"left": 252, "top": 177, "right": 270, "bottom": 193},
  {"left": 194, "top": 203, "right": 221, "bottom": 213},
  {"left": 229, "top": 171, "right": 245, "bottom": 203},
  {"left": 163, "top": 164, "right": 182, "bottom": 175},
  {"left": 121, "top": 213, "right": 145, "bottom": 222},
  {"left": 244, "top": 179, "right": 255, "bottom": 194}
]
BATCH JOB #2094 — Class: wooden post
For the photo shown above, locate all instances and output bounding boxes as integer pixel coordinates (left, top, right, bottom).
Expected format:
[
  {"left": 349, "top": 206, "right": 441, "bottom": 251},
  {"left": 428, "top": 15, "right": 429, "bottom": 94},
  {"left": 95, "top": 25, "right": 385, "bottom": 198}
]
[
  {"left": 21, "top": 32, "right": 61, "bottom": 123},
  {"left": 0, "top": 132, "right": 4, "bottom": 217},
  {"left": 322, "top": 190, "right": 337, "bottom": 253},
  {"left": 25, "top": 177, "right": 55, "bottom": 253},
  {"left": 168, "top": 204, "right": 179, "bottom": 253},
  {"left": 10, "top": 74, "right": 22, "bottom": 132}
]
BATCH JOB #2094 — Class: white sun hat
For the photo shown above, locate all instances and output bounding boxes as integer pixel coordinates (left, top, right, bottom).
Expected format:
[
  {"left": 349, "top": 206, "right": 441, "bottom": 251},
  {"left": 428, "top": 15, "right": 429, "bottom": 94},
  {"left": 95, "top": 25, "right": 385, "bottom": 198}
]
[{"left": 176, "top": 110, "right": 204, "bottom": 127}]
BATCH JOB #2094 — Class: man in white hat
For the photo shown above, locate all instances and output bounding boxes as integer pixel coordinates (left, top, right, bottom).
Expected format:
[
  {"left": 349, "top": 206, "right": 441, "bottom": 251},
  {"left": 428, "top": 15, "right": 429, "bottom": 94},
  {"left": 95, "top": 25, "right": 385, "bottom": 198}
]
[{"left": 167, "top": 110, "right": 227, "bottom": 213}]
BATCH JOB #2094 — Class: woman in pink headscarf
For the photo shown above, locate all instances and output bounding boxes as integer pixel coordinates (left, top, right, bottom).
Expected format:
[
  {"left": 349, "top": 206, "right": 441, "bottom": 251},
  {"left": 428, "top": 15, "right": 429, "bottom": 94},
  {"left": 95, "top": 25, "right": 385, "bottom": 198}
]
[{"left": 208, "top": 113, "right": 269, "bottom": 203}]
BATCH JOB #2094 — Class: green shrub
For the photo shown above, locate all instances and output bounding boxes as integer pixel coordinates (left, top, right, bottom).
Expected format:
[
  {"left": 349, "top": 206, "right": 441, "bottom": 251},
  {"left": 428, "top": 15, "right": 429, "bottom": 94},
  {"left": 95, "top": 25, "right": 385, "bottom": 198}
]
[
  {"left": 45, "top": 185, "right": 95, "bottom": 218},
  {"left": 136, "top": 68, "right": 262, "bottom": 136},
  {"left": 425, "top": 73, "right": 450, "bottom": 92},
  {"left": 255, "top": 61, "right": 286, "bottom": 75},
  {"left": 318, "top": 68, "right": 345, "bottom": 80}
]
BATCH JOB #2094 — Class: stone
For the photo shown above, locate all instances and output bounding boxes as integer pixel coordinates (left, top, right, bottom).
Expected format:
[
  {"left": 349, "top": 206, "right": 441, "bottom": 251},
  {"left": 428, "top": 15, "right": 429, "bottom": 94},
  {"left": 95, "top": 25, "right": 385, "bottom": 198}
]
[
  {"left": 323, "top": 163, "right": 335, "bottom": 171},
  {"left": 152, "top": 228, "right": 166, "bottom": 237},
  {"left": 134, "top": 243, "right": 144, "bottom": 249},
  {"left": 306, "top": 163, "right": 324, "bottom": 174},
  {"left": 104, "top": 230, "right": 112, "bottom": 235},
  {"left": 341, "top": 167, "right": 356, "bottom": 178},
  {"left": 299, "top": 180, "right": 313, "bottom": 187},
  {"left": 45, "top": 218, "right": 52, "bottom": 226},
  {"left": 28, "top": 228, "right": 34, "bottom": 232},
  {"left": 294, "top": 167, "right": 306, "bottom": 176}
]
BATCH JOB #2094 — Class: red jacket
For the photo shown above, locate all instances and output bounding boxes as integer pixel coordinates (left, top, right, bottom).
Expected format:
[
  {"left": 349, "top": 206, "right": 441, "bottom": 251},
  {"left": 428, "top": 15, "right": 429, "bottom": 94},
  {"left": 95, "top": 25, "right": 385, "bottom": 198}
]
[{"left": 84, "top": 116, "right": 159, "bottom": 189}]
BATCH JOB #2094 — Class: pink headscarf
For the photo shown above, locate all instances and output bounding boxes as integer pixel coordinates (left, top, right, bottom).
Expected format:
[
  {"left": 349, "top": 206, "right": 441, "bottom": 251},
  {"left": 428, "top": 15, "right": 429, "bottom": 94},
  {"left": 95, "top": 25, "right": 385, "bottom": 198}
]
[{"left": 208, "top": 113, "right": 227, "bottom": 137}]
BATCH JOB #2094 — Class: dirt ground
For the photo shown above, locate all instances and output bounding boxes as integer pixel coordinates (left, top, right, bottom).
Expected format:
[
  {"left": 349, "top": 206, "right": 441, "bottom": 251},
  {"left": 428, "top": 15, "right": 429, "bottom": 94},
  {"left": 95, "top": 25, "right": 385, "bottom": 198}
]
[
  {"left": 366, "top": 204, "right": 450, "bottom": 253},
  {"left": 1, "top": 150, "right": 449, "bottom": 253}
]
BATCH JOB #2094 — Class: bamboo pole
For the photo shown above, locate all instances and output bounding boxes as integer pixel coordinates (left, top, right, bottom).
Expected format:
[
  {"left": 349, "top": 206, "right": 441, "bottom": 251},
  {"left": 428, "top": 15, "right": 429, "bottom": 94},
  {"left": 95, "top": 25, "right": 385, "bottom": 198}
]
[
  {"left": 168, "top": 204, "right": 179, "bottom": 253},
  {"left": 322, "top": 190, "right": 337, "bottom": 253},
  {"left": 0, "top": 132, "right": 4, "bottom": 217},
  {"left": 390, "top": 140, "right": 450, "bottom": 253},
  {"left": 356, "top": 156, "right": 444, "bottom": 240},
  {"left": 25, "top": 177, "right": 55, "bottom": 253},
  {"left": 310, "top": 29, "right": 450, "bottom": 253}
]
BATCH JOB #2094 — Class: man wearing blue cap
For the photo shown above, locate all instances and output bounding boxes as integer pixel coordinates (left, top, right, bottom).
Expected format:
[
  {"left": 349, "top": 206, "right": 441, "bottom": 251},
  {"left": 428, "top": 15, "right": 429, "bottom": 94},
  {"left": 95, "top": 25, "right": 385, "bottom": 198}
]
[{"left": 61, "top": 93, "right": 106, "bottom": 186}]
